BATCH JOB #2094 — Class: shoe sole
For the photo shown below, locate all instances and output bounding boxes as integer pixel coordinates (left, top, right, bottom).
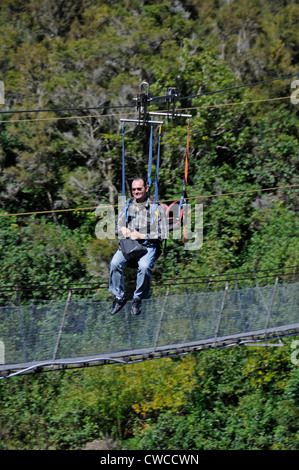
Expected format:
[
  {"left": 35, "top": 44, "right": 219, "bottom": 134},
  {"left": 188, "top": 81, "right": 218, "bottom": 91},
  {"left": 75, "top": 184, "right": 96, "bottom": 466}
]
[{"left": 131, "top": 310, "right": 141, "bottom": 316}]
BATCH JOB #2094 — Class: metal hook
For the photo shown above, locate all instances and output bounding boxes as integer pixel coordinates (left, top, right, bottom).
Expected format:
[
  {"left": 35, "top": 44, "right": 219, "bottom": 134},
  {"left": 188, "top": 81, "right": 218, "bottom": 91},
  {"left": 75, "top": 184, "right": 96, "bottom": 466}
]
[{"left": 140, "top": 81, "right": 150, "bottom": 95}]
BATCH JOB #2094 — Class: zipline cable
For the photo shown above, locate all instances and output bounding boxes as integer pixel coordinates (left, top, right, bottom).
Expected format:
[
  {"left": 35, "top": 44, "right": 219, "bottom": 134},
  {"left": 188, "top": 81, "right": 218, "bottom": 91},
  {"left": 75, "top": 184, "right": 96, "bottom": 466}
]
[
  {"left": 0, "top": 71, "right": 297, "bottom": 117},
  {"left": 0, "top": 103, "right": 134, "bottom": 115},
  {"left": 150, "top": 71, "right": 299, "bottom": 103},
  {"left": 0, "top": 95, "right": 292, "bottom": 125},
  {"left": 0, "top": 184, "right": 298, "bottom": 217}
]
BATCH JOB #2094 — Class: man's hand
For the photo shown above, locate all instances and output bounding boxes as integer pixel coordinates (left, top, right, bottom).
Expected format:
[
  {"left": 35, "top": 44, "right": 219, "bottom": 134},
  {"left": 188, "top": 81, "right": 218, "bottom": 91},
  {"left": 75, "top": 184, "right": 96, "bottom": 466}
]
[
  {"left": 120, "top": 227, "right": 146, "bottom": 240},
  {"left": 130, "top": 231, "right": 146, "bottom": 240},
  {"left": 121, "top": 227, "right": 131, "bottom": 238}
]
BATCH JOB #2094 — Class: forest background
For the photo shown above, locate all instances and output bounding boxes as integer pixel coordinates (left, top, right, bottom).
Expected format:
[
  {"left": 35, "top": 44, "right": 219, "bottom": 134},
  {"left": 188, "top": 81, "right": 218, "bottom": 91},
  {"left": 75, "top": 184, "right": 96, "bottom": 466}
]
[{"left": 0, "top": 0, "right": 298, "bottom": 450}]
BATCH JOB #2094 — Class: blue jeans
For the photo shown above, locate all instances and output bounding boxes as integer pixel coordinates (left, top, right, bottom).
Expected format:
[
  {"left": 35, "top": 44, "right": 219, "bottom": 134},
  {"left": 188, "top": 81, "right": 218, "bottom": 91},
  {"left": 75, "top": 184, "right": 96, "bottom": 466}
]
[{"left": 109, "top": 244, "right": 157, "bottom": 300}]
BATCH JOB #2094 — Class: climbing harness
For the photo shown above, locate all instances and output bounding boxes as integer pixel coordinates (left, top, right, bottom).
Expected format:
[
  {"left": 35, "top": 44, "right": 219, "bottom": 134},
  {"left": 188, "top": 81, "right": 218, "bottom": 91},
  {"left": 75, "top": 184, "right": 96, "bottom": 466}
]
[
  {"left": 120, "top": 82, "right": 191, "bottom": 244},
  {"left": 121, "top": 117, "right": 163, "bottom": 224}
]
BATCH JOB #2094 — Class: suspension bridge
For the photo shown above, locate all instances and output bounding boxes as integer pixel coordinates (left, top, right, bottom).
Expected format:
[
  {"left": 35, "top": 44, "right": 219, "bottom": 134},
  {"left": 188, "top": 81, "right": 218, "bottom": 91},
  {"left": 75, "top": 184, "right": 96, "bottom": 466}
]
[{"left": 0, "top": 267, "right": 298, "bottom": 379}]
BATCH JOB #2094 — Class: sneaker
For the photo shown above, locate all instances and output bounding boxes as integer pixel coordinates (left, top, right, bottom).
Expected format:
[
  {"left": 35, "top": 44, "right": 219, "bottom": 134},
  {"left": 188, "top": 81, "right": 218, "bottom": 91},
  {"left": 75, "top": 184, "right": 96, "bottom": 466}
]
[
  {"left": 131, "top": 298, "right": 142, "bottom": 316},
  {"left": 110, "top": 296, "right": 127, "bottom": 315}
]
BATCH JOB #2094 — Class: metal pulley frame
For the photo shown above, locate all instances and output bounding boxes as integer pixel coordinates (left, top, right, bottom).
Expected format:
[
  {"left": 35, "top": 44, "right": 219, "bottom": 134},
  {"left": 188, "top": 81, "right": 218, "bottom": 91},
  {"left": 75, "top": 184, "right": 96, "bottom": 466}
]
[
  {"left": 149, "top": 87, "right": 192, "bottom": 119},
  {"left": 123, "top": 82, "right": 192, "bottom": 124},
  {"left": 130, "top": 81, "right": 155, "bottom": 124}
]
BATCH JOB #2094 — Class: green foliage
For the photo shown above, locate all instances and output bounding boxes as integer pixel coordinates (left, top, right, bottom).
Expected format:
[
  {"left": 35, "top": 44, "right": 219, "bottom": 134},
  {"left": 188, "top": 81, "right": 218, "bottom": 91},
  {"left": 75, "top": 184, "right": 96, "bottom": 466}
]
[
  {"left": 244, "top": 202, "right": 299, "bottom": 270},
  {"left": 0, "top": 213, "right": 92, "bottom": 300},
  {"left": 122, "top": 342, "right": 299, "bottom": 450},
  {"left": 0, "top": 0, "right": 298, "bottom": 283},
  {"left": 0, "top": 0, "right": 298, "bottom": 451},
  {"left": 0, "top": 339, "right": 298, "bottom": 450}
]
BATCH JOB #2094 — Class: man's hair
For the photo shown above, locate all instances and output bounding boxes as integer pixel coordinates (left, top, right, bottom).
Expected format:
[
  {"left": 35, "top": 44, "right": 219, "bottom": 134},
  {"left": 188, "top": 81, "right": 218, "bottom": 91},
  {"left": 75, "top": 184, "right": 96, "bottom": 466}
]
[{"left": 131, "top": 176, "right": 148, "bottom": 187}]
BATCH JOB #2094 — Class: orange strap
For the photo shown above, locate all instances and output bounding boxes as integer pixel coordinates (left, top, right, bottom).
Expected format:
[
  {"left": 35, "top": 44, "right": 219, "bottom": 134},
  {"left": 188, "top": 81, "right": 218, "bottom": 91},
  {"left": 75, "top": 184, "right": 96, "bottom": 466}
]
[{"left": 184, "top": 120, "right": 189, "bottom": 186}]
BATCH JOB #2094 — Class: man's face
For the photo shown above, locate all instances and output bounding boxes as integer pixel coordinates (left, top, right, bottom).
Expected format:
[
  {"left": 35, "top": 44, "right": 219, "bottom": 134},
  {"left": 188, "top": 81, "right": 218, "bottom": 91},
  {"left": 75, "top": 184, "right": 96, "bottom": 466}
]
[{"left": 132, "top": 179, "right": 148, "bottom": 202}]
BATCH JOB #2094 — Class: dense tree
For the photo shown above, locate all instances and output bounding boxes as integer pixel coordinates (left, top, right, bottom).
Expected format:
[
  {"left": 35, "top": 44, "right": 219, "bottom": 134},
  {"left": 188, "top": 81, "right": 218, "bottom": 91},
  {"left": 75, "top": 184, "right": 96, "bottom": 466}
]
[
  {"left": 0, "top": 340, "right": 298, "bottom": 450},
  {"left": 0, "top": 0, "right": 298, "bottom": 451}
]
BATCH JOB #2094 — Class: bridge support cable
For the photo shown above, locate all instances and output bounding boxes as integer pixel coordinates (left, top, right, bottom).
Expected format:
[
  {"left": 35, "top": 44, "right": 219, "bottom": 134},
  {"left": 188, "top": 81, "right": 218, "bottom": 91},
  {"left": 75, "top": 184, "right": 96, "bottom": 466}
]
[
  {"left": 52, "top": 290, "right": 72, "bottom": 361},
  {"left": 154, "top": 285, "right": 170, "bottom": 353},
  {"left": 213, "top": 281, "right": 229, "bottom": 347},
  {"left": 15, "top": 288, "right": 29, "bottom": 363}
]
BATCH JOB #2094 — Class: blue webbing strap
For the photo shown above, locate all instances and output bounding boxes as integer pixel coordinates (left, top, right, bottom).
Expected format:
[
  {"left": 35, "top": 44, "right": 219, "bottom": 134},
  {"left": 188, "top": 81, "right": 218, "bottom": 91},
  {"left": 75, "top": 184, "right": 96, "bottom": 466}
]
[
  {"left": 122, "top": 123, "right": 129, "bottom": 221},
  {"left": 147, "top": 117, "right": 153, "bottom": 188},
  {"left": 122, "top": 123, "right": 125, "bottom": 202}
]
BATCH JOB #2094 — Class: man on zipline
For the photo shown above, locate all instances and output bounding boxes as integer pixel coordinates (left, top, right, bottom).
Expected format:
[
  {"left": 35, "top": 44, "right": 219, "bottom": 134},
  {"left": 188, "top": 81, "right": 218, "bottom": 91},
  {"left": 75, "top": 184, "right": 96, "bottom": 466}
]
[{"left": 109, "top": 176, "right": 167, "bottom": 316}]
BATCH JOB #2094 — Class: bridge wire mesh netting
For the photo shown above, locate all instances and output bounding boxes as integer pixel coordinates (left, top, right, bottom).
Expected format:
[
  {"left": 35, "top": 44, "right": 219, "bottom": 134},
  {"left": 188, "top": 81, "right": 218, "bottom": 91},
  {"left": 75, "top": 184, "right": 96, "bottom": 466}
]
[{"left": 0, "top": 268, "right": 298, "bottom": 377}]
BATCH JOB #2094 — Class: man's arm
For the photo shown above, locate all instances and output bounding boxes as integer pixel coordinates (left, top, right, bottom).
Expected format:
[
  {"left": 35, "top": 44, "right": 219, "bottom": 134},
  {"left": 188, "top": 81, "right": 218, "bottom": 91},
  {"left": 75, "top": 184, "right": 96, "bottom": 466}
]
[
  {"left": 130, "top": 230, "right": 146, "bottom": 240},
  {"left": 116, "top": 206, "right": 146, "bottom": 240}
]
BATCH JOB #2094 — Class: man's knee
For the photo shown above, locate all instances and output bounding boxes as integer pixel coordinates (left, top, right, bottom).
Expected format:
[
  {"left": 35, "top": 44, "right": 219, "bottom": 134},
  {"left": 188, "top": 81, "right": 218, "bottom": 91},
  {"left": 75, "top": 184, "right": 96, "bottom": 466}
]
[
  {"left": 110, "top": 254, "right": 118, "bottom": 270},
  {"left": 138, "top": 258, "right": 153, "bottom": 273},
  {"left": 110, "top": 250, "right": 125, "bottom": 271}
]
